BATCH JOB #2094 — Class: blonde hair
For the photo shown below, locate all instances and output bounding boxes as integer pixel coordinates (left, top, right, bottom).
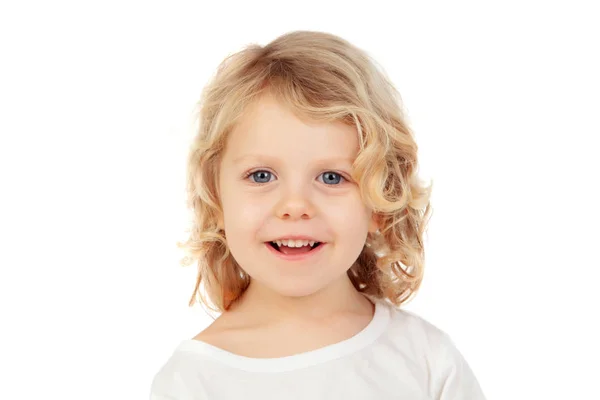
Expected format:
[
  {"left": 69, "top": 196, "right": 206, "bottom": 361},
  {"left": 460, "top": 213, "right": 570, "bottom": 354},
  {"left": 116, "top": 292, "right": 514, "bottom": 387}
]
[{"left": 178, "top": 31, "right": 433, "bottom": 313}]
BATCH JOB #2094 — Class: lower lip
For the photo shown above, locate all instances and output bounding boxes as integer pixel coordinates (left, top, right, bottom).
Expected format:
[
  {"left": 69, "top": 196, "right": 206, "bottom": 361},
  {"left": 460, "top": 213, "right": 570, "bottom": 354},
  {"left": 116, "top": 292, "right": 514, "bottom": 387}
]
[{"left": 265, "top": 242, "right": 326, "bottom": 261}]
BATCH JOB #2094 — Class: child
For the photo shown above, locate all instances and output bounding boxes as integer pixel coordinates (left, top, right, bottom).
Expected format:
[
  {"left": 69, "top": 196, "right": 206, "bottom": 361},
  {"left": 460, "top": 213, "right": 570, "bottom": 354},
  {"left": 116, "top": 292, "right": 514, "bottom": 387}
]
[{"left": 150, "top": 30, "right": 486, "bottom": 399}]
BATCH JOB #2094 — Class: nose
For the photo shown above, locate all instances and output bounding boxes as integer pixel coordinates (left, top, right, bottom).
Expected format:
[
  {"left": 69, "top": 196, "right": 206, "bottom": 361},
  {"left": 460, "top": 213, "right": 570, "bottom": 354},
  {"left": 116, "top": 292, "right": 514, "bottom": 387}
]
[{"left": 274, "top": 184, "right": 315, "bottom": 221}]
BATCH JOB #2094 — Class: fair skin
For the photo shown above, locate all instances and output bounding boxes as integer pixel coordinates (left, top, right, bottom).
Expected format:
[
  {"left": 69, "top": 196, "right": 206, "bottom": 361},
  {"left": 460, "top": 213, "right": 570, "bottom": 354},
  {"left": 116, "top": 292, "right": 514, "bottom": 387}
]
[{"left": 193, "top": 93, "right": 379, "bottom": 358}]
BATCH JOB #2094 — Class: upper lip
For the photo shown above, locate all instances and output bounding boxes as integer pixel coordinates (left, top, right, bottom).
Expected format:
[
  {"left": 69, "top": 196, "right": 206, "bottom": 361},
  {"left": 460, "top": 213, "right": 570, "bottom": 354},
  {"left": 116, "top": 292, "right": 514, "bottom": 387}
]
[{"left": 268, "top": 235, "right": 324, "bottom": 243}]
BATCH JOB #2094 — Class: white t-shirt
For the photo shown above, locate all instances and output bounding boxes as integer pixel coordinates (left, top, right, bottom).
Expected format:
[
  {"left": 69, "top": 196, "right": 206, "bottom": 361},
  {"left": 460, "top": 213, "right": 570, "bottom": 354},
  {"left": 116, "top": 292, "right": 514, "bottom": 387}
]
[{"left": 150, "top": 298, "right": 486, "bottom": 399}]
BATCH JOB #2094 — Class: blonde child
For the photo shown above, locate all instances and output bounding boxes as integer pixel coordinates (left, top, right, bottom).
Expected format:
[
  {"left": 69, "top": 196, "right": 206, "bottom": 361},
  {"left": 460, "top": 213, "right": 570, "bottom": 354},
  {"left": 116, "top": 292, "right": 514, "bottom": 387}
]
[{"left": 150, "top": 30, "right": 486, "bottom": 399}]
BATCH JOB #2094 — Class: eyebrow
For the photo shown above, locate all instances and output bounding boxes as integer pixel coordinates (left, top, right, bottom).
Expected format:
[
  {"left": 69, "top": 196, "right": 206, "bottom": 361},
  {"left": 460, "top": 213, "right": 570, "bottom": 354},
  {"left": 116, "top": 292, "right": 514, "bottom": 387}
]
[{"left": 233, "top": 154, "right": 354, "bottom": 166}]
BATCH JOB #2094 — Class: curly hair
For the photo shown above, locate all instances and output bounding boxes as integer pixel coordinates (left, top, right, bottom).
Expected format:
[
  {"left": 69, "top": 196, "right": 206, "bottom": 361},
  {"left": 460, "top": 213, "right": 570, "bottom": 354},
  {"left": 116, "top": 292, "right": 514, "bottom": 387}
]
[{"left": 177, "top": 30, "right": 433, "bottom": 314}]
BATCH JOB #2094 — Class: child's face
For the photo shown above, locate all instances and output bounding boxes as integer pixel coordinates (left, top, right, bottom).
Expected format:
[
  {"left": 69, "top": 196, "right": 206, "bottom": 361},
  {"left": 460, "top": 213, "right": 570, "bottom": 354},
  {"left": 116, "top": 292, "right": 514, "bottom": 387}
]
[{"left": 218, "top": 93, "right": 379, "bottom": 298}]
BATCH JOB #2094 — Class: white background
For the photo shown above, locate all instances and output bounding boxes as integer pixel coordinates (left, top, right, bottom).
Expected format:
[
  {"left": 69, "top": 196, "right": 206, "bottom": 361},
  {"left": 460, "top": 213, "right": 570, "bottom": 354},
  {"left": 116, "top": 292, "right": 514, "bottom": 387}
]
[{"left": 1, "top": 1, "right": 598, "bottom": 399}]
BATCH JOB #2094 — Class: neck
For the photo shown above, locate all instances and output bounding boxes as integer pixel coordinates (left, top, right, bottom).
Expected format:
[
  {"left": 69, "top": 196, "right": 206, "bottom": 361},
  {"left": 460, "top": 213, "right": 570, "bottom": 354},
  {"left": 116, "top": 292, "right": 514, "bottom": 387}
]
[{"left": 227, "top": 274, "right": 374, "bottom": 324}]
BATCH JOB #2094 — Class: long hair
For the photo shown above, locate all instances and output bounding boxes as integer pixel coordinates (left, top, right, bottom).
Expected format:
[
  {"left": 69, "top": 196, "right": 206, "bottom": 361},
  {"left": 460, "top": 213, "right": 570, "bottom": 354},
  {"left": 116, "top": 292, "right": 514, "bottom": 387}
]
[{"left": 178, "top": 31, "right": 433, "bottom": 313}]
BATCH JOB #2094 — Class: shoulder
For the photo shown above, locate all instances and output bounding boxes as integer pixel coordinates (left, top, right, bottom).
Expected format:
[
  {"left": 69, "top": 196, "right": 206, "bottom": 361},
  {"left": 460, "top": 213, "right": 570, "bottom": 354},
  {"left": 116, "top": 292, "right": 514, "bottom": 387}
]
[
  {"left": 190, "top": 313, "right": 255, "bottom": 355},
  {"left": 150, "top": 315, "right": 239, "bottom": 398},
  {"left": 381, "top": 304, "right": 487, "bottom": 399},
  {"left": 150, "top": 350, "right": 190, "bottom": 399},
  {"left": 385, "top": 304, "right": 468, "bottom": 362},
  {"left": 383, "top": 303, "right": 450, "bottom": 348},
  {"left": 149, "top": 341, "right": 216, "bottom": 400}
]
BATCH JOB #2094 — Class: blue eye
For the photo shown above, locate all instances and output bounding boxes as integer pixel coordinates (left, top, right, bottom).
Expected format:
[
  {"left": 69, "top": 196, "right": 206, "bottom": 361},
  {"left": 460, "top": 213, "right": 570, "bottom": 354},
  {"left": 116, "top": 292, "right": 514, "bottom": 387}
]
[
  {"left": 319, "top": 171, "right": 343, "bottom": 185},
  {"left": 244, "top": 170, "right": 346, "bottom": 185},
  {"left": 248, "top": 170, "right": 274, "bottom": 184}
]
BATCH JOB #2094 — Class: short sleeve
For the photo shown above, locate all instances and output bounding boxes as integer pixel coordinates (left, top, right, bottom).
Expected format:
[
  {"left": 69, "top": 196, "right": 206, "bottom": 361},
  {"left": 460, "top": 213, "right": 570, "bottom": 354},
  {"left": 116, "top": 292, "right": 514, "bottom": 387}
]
[{"left": 434, "top": 332, "right": 487, "bottom": 400}]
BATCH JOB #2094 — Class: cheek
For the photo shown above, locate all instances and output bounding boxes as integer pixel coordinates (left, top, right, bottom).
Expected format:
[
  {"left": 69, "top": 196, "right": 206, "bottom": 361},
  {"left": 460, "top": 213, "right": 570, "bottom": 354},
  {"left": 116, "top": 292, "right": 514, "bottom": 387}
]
[
  {"left": 324, "top": 196, "right": 371, "bottom": 226},
  {"left": 222, "top": 196, "right": 268, "bottom": 238},
  {"left": 320, "top": 197, "right": 371, "bottom": 247}
]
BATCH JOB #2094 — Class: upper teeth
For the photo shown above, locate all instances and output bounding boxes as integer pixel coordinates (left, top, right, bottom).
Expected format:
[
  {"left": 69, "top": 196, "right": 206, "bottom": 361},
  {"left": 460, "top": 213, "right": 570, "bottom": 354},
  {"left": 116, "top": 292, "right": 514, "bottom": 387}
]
[{"left": 274, "top": 239, "right": 316, "bottom": 247}]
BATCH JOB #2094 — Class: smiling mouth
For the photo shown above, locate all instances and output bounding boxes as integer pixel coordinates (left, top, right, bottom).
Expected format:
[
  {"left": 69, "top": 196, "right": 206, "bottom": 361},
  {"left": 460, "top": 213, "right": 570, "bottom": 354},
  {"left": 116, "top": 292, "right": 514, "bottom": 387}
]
[{"left": 267, "top": 241, "right": 323, "bottom": 254}]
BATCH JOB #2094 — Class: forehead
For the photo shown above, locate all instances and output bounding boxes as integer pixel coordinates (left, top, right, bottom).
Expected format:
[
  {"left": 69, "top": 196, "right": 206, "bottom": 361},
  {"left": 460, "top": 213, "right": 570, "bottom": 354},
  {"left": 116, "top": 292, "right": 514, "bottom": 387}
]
[{"left": 223, "top": 94, "right": 359, "bottom": 164}]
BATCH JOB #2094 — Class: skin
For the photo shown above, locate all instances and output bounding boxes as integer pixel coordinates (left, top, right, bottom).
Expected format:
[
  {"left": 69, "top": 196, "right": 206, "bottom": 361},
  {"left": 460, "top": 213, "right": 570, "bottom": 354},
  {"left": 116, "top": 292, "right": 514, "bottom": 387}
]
[{"left": 193, "top": 93, "right": 380, "bottom": 357}]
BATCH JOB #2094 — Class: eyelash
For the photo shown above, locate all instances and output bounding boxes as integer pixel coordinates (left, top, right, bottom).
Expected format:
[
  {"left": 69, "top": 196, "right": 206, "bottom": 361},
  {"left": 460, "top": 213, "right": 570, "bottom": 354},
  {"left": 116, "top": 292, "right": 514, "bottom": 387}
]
[{"left": 243, "top": 169, "right": 348, "bottom": 186}]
